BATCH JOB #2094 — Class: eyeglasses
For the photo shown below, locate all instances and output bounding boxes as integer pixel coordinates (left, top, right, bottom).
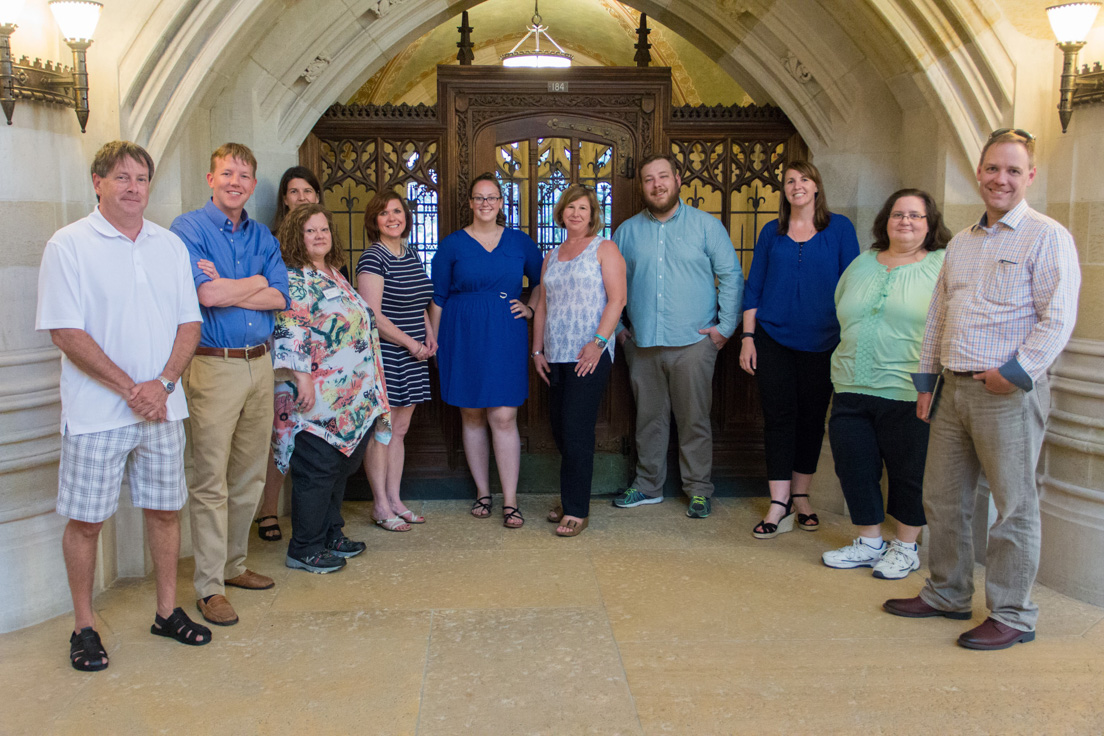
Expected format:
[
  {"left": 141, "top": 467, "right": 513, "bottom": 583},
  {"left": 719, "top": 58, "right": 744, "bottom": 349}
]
[
  {"left": 471, "top": 195, "right": 502, "bottom": 205},
  {"left": 889, "top": 212, "right": 927, "bottom": 221},
  {"left": 989, "top": 127, "right": 1035, "bottom": 142}
]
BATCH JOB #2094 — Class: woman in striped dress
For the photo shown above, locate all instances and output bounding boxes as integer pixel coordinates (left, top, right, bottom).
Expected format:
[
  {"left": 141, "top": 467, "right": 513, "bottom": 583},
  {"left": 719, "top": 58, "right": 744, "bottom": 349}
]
[{"left": 356, "top": 193, "right": 436, "bottom": 531}]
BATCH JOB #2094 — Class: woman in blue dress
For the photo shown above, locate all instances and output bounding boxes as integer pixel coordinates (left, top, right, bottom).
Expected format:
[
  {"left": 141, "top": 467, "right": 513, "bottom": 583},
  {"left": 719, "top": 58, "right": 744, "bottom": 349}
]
[{"left": 430, "top": 173, "right": 543, "bottom": 528}]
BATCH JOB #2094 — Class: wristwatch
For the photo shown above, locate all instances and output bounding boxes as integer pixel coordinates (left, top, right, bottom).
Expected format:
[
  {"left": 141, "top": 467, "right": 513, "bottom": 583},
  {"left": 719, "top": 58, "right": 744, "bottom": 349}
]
[
  {"left": 158, "top": 376, "right": 175, "bottom": 393},
  {"left": 740, "top": 332, "right": 755, "bottom": 340}
]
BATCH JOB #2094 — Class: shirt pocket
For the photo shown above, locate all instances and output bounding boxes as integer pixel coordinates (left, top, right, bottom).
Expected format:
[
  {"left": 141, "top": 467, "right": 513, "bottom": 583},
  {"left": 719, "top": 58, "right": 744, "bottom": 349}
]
[{"left": 980, "top": 259, "right": 1025, "bottom": 307}]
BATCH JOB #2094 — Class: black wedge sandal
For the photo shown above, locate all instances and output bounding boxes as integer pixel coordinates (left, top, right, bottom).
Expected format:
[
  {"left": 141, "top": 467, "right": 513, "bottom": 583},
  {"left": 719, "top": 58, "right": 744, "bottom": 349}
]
[
  {"left": 752, "top": 499, "right": 795, "bottom": 539},
  {"left": 70, "top": 627, "right": 108, "bottom": 672},
  {"left": 791, "top": 493, "right": 819, "bottom": 531},
  {"left": 151, "top": 607, "right": 212, "bottom": 646}
]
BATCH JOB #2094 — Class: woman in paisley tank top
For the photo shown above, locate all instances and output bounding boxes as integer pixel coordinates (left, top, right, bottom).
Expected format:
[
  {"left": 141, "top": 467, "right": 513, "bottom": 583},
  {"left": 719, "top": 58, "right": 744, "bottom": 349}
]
[{"left": 532, "top": 185, "right": 626, "bottom": 537}]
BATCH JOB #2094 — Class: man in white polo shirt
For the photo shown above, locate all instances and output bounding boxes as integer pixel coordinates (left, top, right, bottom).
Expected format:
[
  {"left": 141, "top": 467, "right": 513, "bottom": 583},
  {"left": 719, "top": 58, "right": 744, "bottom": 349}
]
[{"left": 36, "top": 141, "right": 211, "bottom": 672}]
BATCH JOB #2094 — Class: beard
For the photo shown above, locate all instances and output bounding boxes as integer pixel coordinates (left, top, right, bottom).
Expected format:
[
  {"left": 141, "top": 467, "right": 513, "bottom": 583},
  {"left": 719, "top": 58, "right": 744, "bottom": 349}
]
[{"left": 644, "top": 187, "right": 680, "bottom": 216}]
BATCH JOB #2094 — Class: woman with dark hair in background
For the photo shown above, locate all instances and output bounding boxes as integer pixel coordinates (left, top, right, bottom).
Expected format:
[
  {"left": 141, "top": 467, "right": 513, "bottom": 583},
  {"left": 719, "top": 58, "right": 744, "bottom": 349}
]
[
  {"left": 740, "top": 160, "right": 860, "bottom": 539},
  {"left": 356, "top": 192, "right": 436, "bottom": 532},
  {"left": 429, "top": 173, "right": 543, "bottom": 528},
  {"left": 254, "top": 165, "right": 324, "bottom": 543},
  {"left": 821, "top": 188, "right": 950, "bottom": 578}
]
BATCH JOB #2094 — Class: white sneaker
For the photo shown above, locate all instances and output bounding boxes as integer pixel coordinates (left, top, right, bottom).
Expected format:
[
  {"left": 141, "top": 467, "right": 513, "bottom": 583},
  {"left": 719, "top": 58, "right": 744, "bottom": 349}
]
[
  {"left": 872, "top": 540, "right": 921, "bottom": 580},
  {"left": 821, "top": 538, "right": 885, "bottom": 569}
]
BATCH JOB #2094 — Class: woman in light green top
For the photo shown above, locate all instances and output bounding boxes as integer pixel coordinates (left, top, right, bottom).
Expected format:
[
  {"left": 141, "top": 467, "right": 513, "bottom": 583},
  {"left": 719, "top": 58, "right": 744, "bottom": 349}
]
[{"left": 821, "top": 189, "right": 951, "bottom": 580}]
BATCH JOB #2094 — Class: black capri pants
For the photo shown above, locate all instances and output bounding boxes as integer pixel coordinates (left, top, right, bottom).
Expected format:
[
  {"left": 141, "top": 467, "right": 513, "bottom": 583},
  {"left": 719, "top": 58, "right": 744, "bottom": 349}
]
[
  {"left": 754, "top": 326, "right": 834, "bottom": 480},
  {"left": 827, "top": 391, "right": 929, "bottom": 527},
  {"left": 548, "top": 351, "right": 613, "bottom": 519}
]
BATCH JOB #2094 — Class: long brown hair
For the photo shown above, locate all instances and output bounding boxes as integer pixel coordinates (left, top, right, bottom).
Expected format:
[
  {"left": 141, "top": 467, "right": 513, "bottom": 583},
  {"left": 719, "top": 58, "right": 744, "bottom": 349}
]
[
  {"left": 276, "top": 203, "right": 346, "bottom": 271},
  {"left": 870, "top": 188, "right": 952, "bottom": 252},
  {"left": 777, "top": 161, "right": 830, "bottom": 235}
]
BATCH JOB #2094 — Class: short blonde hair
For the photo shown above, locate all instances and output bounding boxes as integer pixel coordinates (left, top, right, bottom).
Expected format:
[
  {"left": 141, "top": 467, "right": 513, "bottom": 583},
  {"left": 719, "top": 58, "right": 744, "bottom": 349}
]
[
  {"left": 980, "top": 129, "right": 1035, "bottom": 169},
  {"left": 552, "top": 185, "right": 603, "bottom": 237},
  {"left": 210, "top": 143, "right": 258, "bottom": 176}
]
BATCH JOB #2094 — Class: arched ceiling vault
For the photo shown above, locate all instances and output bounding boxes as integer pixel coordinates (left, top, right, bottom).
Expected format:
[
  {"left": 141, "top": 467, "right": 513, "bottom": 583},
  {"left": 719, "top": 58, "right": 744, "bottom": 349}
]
[{"left": 122, "top": 0, "right": 1017, "bottom": 168}]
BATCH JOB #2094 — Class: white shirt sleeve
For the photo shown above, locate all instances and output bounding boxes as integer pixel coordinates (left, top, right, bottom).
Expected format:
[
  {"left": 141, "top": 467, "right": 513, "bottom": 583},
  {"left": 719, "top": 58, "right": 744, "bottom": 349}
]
[{"left": 35, "top": 238, "right": 85, "bottom": 331}]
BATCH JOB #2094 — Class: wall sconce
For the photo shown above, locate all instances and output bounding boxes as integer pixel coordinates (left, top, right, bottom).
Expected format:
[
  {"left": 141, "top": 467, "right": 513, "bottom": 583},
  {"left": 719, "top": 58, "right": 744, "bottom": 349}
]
[
  {"left": 0, "top": 1, "right": 103, "bottom": 133},
  {"left": 1048, "top": 2, "right": 1103, "bottom": 133}
]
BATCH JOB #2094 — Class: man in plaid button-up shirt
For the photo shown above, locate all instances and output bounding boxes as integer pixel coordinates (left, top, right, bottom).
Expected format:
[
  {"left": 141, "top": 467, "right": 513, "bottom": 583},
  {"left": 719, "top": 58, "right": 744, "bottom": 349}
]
[{"left": 883, "top": 130, "right": 1081, "bottom": 651}]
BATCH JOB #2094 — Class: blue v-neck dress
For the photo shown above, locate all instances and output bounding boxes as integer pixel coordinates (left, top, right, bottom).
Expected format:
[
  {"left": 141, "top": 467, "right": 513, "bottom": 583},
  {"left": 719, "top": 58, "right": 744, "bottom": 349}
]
[{"left": 431, "top": 228, "right": 544, "bottom": 408}]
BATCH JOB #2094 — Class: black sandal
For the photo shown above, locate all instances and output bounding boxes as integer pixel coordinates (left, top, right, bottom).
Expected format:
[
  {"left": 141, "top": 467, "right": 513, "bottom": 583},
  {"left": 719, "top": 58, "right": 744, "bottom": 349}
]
[
  {"left": 503, "top": 505, "right": 525, "bottom": 528},
  {"left": 471, "top": 496, "right": 493, "bottom": 518},
  {"left": 791, "top": 493, "right": 819, "bottom": 531},
  {"left": 752, "top": 499, "right": 795, "bottom": 539},
  {"left": 151, "top": 607, "right": 212, "bottom": 646},
  {"left": 70, "top": 626, "right": 108, "bottom": 671},
  {"left": 254, "top": 515, "right": 282, "bottom": 542}
]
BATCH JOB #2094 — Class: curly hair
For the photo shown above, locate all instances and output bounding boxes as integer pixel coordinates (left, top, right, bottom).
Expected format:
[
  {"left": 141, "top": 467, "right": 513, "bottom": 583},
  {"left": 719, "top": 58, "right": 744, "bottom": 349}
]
[
  {"left": 870, "top": 189, "right": 952, "bottom": 252},
  {"left": 276, "top": 203, "right": 345, "bottom": 271}
]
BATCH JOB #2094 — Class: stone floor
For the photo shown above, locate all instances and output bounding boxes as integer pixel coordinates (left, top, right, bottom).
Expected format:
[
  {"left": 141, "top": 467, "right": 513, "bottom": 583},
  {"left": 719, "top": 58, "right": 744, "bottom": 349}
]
[{"left": 4, "top": 495, "right": 1104, "bottom": 735}]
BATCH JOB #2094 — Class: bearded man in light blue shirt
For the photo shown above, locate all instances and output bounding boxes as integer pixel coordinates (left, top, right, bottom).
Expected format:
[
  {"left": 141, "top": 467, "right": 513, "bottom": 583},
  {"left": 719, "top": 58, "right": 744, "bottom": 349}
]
[{"left": 612, "top": 154, "right": 742, "bottom": 518}]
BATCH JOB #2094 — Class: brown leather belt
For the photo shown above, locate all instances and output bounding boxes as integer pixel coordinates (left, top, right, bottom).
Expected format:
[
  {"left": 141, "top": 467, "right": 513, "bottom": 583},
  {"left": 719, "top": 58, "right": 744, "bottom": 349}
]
[{"left": 195, "top": 344, "right": 269, "bottom": 360}]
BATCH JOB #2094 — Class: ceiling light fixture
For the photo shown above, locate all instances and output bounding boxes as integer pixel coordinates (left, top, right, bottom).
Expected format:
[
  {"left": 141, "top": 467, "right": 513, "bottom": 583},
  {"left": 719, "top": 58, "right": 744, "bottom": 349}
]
[{"left": 501, "top": 0, "right": 572, "bottom": 69}]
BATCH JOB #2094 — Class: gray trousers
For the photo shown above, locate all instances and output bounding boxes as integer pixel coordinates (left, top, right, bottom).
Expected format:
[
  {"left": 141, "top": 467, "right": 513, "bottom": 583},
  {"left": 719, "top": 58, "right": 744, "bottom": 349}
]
[
  {"left": 919, "top": 372, "right": 1050, "bottom": 631},
  {"left": 622, "top": 337, "right": 719, "bottom": 498}
]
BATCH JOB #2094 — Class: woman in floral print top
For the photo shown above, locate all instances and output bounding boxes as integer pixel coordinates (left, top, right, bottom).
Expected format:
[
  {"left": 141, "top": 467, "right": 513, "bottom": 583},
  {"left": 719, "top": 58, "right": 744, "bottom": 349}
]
[{"left": 272, "top": 203, "right": 391, "bottom": 574}]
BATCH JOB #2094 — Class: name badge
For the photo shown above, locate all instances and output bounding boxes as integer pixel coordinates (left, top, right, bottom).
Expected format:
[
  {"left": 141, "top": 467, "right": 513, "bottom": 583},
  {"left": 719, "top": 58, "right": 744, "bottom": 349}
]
[{"left": 322, "top": 286, "right": 343, "bottom": 301}]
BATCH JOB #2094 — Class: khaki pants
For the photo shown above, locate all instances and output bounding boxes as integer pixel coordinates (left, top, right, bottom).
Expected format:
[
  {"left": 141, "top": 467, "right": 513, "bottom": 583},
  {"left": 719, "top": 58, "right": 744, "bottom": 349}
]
[
  {"left": 622, "top": 337, "right": 719, "bottom": 498},
  {"left": 183, "top": 353, "right": 274, "bottom": 599},
  {"left": 919, "top": 372, "right": 1049, "bottom": 631}
]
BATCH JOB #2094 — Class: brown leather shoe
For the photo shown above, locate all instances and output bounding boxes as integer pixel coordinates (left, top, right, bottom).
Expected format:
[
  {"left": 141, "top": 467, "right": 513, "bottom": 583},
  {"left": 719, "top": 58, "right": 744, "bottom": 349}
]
[
  {"left": 225, "top": 569, "right": 275, "bottom": 590},
  {"left": 883, "top": 595, "right": 972, "bottom": 620},
  {"left": 957, "top": 617, "right": 1035, "bottom": 650},
  {"left": 196, "top": 594, "right": 238, "bottom": 626}
]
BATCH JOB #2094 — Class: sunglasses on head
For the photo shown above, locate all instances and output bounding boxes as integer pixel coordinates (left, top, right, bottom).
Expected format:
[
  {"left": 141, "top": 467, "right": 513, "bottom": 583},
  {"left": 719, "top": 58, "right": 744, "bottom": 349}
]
[{"left": 988, "top": 127, "right": 1035, "bottom": 142}]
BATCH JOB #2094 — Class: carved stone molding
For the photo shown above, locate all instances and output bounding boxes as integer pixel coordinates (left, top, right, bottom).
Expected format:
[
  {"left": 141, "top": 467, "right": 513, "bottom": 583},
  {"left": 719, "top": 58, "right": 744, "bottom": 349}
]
[
  {"left": 782, "top": 52, "right": 813, "bottom": 84},
  {"left": 302, "top": 56, "right": 331, "bottom": 84}
]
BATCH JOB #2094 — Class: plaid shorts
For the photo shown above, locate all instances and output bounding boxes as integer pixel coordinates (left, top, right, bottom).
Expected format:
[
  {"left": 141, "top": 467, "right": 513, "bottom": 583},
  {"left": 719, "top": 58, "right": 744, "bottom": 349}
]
[{"left": 57, "top": 420, "right": 187, "bottom": 523}]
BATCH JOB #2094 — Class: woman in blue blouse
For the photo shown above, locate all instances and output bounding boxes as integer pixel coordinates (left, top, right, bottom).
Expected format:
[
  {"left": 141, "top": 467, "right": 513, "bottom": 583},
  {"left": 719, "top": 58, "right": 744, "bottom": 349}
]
[
  {"left": 429, "top": 173, "right": 543, "bottom": 528},
  {"left": 821, "top": 189, "right": 950, "bottom": 578},
  {"left": 740, "top": 161, "right": 860, "bottom": 538}
]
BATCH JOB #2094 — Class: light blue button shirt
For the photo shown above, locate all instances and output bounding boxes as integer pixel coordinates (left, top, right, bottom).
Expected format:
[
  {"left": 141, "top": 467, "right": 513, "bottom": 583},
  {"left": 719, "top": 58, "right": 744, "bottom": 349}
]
[{"left": 613, "top": 202, "right": 741, "bottom": 348}]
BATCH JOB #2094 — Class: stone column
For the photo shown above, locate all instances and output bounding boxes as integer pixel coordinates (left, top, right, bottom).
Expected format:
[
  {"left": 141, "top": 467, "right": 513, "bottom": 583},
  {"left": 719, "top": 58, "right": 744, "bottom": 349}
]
[{"left": 1037, "top": 339, "right": 1104, "bottom": 607}]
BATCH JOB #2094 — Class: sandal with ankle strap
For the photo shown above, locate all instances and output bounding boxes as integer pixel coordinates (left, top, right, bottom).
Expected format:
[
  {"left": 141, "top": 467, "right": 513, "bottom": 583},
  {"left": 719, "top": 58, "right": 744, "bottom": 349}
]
[
  {"left": 254, "top": 515, "right": 282, "bottom": 542},
  {"left": 503, "top": 505, "right": 525, "bottom": 528},
  {"left": 791, "top": 493, "right": 819, "bottom": 531},
  {"left": 752, "top": 499, "right": 795, "bottom": 539},
  {"left": 471, "top": 496, "right": 492, "bottom": 518},
  {"left": 151, "top": 607, "right": 212, "bottom": 646}
]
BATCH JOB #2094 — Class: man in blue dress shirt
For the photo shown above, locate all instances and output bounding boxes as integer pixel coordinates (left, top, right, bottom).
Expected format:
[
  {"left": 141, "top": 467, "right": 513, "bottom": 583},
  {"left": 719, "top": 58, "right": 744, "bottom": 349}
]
[
  {"left": 171, "top": 143, "right": 290, "bottom": 627},
  {"left": 612, "top": 154, "right": 742, "bottom": 518}
]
